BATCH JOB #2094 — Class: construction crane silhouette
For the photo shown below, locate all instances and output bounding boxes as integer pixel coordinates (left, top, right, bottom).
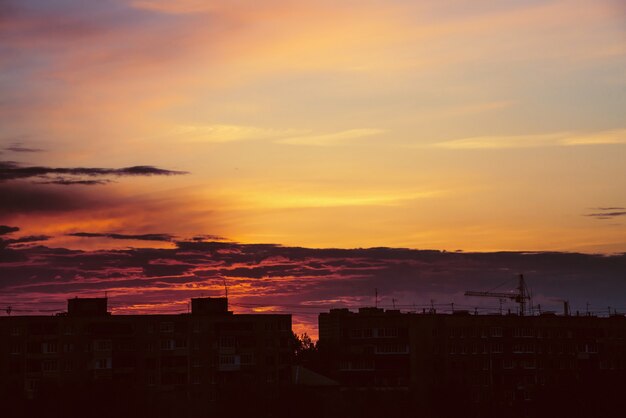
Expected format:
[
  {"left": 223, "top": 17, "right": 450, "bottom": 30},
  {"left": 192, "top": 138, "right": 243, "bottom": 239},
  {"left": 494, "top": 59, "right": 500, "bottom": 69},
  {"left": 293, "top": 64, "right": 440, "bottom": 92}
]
[{"left": 465, "top": 274, "right": 531, "bottom": 316}]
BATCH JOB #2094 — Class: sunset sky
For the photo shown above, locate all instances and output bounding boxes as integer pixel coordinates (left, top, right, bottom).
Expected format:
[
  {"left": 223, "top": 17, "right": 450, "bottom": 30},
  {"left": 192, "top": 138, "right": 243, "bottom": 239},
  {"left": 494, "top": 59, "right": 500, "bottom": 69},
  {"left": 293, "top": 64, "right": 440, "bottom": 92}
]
[{"left": 1, "top": 0, "right": 625, "bottom": 335}]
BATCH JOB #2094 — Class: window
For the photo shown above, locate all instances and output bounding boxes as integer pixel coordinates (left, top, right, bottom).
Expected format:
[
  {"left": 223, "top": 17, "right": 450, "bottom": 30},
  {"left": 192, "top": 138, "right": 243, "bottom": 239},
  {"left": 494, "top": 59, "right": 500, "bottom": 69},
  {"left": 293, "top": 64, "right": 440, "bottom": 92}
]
[
  {"left": 160, "top": 339, "right": 175, "bottom": 351},
  {"left": 491, "top": 327, "right": 503, "bottom": 337},
  {"left": 513, "top": 343, "right": 535, "bottom": 353},
  {"left": 42, "top": 341, "right": 58, "bottom": 354},
  {"left": 63, "top": 343, "right": 74, "bottom": 353},
  {"left": 95, "top": 340, "right": 112, "bottom": 351},
  {"left": 220, "top": 355, "right": 235, "bottom": 365},
  {"left": 160, "top": 322, "right": 174, "bottom": 333},
  {"left": 350, "top": 328, "right": 373, "bottom": 339},
  {"left": 10, "top": 344, "right": 21, "bottom": 354},
  {"left": 491, "top": 343, "right": 503, "bottom": 353},
  {"left": 240, "top": 353, "right": 254, "bottom": 365},
  {"left": 219, "top": 336, "right": 236, "bottom": 348},
  {"left": 94, "top": 358, "right": 112, "bottom": 369},
  {"left": 378, "top": 328, "right": 399, "bottom": 338},
  {"left": 375, "top": 344, "right": 409, "bottom": 354},
  {"left": 26, "top": 379, "right": 39, "bottom": 391},
  {"left": 42, "top": 360, "right": 58, "bottom": 372},
  {"left": 117, "top": 341, "right": 135, "bottom": 351},
  {"left": 352, "top": 359, "right": 375, "bottom": 370}
]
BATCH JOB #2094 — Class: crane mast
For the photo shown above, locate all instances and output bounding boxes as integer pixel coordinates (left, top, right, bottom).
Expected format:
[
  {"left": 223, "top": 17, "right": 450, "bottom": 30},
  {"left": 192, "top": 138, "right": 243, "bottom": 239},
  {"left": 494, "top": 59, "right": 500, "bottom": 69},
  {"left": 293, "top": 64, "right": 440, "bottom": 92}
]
[{"left": 465, "top": 274, "right": 531, "bottom": 315}]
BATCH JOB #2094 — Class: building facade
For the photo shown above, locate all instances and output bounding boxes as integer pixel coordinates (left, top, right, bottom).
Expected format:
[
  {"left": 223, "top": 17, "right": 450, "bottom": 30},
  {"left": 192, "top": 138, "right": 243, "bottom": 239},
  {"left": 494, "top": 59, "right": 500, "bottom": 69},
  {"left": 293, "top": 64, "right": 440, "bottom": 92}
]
[
  {"left": 319, "top": 308, "right": 626, "bottom": 417},
  {"left": 0, "top": 297, "right": 292, "bottom": 418}
]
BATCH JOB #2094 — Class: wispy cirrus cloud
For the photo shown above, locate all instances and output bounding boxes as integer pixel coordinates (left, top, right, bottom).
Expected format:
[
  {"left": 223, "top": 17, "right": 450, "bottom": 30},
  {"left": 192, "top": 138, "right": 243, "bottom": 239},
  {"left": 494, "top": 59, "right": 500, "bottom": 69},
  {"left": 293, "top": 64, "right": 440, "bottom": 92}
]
[
  {"left": 170, "top": 124, "right": 383, "bottom": 146},
  {"left": 433, "top": 129, "right": 626, "bottom": 150},
  {"left": 585, "top": 207, "right": 626, "bottom": 220},
  {"left": 276, "top": 129, "right": 385, "bottom": 146},
  {"left": 4, "top": 145, "right": 44, "bottom": 153},
  {"left": 172, "top": 124, "right": 305, "bottom": 143},
  {"left": 131, "top": 0, "right": 220, "bottom": 15}
]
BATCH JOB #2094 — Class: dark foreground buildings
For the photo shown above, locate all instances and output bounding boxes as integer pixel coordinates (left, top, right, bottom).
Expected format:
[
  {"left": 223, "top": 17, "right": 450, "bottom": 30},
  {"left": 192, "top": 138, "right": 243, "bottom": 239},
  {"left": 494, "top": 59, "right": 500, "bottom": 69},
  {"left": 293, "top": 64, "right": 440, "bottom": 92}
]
[
  {"left": 318, "top": 307, "right": 626, "bottom": 418},
  {"left": 2, "top": 297, "right": 626, "bottom": 418},
  {"left": 0, "top": 297, "right": 292, "bottom": 418}
]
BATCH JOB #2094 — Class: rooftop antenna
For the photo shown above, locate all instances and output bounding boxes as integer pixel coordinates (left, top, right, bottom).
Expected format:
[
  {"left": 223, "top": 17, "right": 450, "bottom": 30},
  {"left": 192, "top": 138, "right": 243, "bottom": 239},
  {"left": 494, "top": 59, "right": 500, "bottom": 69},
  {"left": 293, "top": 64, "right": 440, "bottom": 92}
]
[
  {"left": 5, "top": 306, "right": 12, "bottom": 316},
  {"left": 374, "top": 288, "right": 378, "bottom": 308},
  {"left": 392, "top": 298, "right": 397, "bottom": 309}
]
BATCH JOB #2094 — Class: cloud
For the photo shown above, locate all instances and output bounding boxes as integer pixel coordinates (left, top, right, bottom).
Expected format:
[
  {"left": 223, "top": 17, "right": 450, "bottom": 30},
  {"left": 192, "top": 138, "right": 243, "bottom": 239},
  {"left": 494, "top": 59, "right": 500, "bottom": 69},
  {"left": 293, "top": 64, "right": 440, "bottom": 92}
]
[
  {"left": 169, "top": 125, "right": 385, "bottom": 146},
  {"left": 1, "top": 234, "right": 51, "bottom": 247},
  {"left": 0, "top": 182, "right": 102, "bottom": 215},
  {"left": 232, "top": 188, "right": 443, "bottom": 210},
  {"left": 191, "top": 234, "right": 228, "bottom": 242},
  {"left": 67, "top": 232, "right": 175, "bottom": 242},
  {"left": 0, "top": 161, "right": 187, "bottom": 182},
  {"left": 1, "top": 240, "right": 626, "bottom": 337},
  {"left": 131, "top": 0, "right": 219, "bottom": 15},
  {"left": 0, "top": 225, "right": 20, "bottom": 235},
  {"left": 171, "top": 124, "right": 305, "bottom": 143},
  {"left": 36, "top": 178, "right": 113, "bottom": 186},
  {"left": 585, "top": 208, "right": 626, "bottom": 220},
  {"left": 276, "top": 129, "right": 385, "bottom": 146},
  {"left": 4, "top": 145, "right": 44, "bottom": 153},
  {"left": 433, "top": 129, "right": 626, "bottom": 150}
]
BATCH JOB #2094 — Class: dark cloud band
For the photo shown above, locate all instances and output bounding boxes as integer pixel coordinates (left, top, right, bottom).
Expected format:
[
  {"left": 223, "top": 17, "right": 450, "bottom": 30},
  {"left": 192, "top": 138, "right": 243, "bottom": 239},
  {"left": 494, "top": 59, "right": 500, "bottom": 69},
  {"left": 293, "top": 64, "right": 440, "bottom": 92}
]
[
  {"left": 68, "top": 232, "right": 175, "bottom": 242},
  {"left": 0, "top": 161, "right": 187, "bottom": 182},
  {"left": 0, "top": 225, "right": 20, "bottom": 235}
]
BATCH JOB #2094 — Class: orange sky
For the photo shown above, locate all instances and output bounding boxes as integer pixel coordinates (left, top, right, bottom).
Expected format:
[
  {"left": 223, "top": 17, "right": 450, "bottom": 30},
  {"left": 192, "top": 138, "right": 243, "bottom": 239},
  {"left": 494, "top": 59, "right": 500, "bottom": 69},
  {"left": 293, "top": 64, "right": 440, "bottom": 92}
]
[{"left": 1, "top": 0, "right": 625, "bottom": 253}]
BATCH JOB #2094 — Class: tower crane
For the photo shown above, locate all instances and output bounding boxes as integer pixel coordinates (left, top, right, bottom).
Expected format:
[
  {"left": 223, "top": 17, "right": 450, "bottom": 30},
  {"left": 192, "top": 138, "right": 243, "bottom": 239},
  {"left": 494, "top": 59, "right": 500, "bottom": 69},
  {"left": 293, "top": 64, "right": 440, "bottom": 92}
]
[{"left": 465, "top": 274, "right": 531, "bottom": 316}]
